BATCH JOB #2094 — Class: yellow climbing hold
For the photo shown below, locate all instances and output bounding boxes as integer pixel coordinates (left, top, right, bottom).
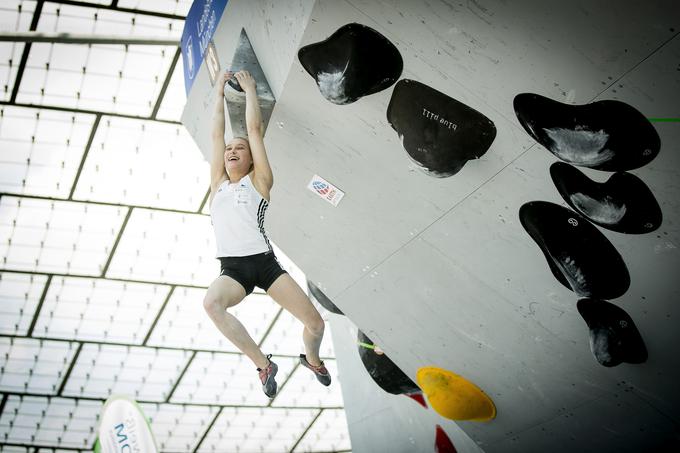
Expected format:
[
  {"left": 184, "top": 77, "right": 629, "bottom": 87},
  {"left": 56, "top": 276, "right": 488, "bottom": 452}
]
[{"left": 416, "top": 366, "right": 496, "bottom": 421}]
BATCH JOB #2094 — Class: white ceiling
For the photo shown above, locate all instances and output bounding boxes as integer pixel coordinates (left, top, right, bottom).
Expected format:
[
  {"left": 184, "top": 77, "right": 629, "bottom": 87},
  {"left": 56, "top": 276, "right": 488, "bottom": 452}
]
[{"left": 0, "top": 1, "right": 350, "bottom": 452}]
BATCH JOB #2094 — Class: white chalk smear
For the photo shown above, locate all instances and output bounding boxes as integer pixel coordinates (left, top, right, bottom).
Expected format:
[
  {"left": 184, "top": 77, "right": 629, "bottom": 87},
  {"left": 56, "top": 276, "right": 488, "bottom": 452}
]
[
  {"left": 559, "top": 255, "right": 589, "bottom": 295},
  {"left": 544, "top": 126, "right": 613, "bottom": 166},
  {"left": 570, "top": 192, "right": 627, "bottom": 224},
  {"left": 316, "top": 60, "right": 350, "bottom": 104},
  {"left": 590, "top": 327, "right": 615, "bottom": 365}
]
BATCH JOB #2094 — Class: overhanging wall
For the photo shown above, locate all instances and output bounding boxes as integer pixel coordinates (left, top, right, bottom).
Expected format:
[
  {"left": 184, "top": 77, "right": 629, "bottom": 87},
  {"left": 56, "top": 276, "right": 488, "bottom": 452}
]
[{"left": 183, "top": 0, "right": 680, "bottom": 450}]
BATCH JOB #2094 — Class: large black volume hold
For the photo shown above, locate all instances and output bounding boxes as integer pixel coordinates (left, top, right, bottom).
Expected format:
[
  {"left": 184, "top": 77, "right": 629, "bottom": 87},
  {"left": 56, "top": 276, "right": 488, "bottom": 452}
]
[
  {"left": 387, "top": 79, "right": 496, "bottom": 177},
  {"left": 298, "top": 23, "right": 403, "bottom": 105},
  {"left": 550, "top": 162, "right": 662, "bottom": 234},
  {"left": 519, "top": 201, "right": 630, "bottom": 299},
  {"left": 514, "top": 93, "right": 660, "bottom": 171},
  {"left": 357, "top": 330, "right": 420, "bottom": 395}
]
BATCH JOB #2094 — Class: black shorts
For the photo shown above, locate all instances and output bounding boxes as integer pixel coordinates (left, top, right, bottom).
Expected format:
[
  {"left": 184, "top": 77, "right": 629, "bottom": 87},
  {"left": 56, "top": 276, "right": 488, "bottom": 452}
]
[{"left": 218, "top": 251, "right": 287, "bottom": 295}]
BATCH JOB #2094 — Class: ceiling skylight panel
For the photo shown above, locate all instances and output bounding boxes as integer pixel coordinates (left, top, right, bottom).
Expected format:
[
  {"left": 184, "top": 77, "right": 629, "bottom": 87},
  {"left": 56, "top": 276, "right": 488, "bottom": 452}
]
[
  {"left": 0, "top": 1, "right": 36, "bottom": 31},
  {"left": 37, "top": 3, "right": 182, "bottom": 39},
  {"left": 146, "top": 289, "right": 280, "bottom": 352},
  {"left": 62, "top": 343, "right": 191, "bottom": 401},
  {"left": 112, "top": 46, "right": 175, "bottom": 116},
  {"left": 0, "top": 197, "right": 126, "bottom": 275},
  {"left": 272, "top": 359, "right": 343, "bottom": 408},
  {"left": 293, "top": 408, "right": 351, "bottom": 453},
  {"left": 0, "top": 106, "right": 94, "bottom": 197},
  {"left": 156, "top": 55, "right": 185, "bottom": 122},
  {"left": 259, "top": 309, "right": 335, "bottom": 359},
  {"left": 0, "top": 1, "right": 35, "bottom": 102},
  {"left": 105, "top": 208, "right": 215, "bottom": 286},
  {"left": 170, "top": 353, "right": 297, "bottom": 406},
  {"left": 2, "top": 447, "right": 29, "bottom": 452},
  {"left": 122, "top": 11, "right": 183, "bottom": 39},
  {"left": 0, "top": 395, "right": 101, "bottom": 448},
  {"left": 72, "top": 117, "right": 207, "bottom": 210},
  {"left": 119, "top": 0, "right": 192, "bottom": 17},
  {"left": 0, "top": 41, "right": 24, "bottom": 102},
  {"left": 122, "top": 46, "right": 169, "bottom": 78},
  {"left": 21, "top": 4, "right": 180, "bottom": 115},
  {"left": 37, "top": 450, "right": 94, "bottom": 453},
  {"left": 0, "top": 272, "right": 47, "bottom": 335},
  {"left": 76, "top": 72, "right": 119, "bottom": 113},
  {"left": 85, "top": 45, "right": 127, "bottom": 76},
  {"left": 198, "top": 407, "right": 319, "bottom": 453},
  {"left": 48, "top": 44, "right": 90, "bottom": 72},
  {"left": 0, "top": 337, "right": 76, "bottom": 395},
  {"left": 33, "top": 276, "right": 169, "bottom": 343},
  {"left": 140, "top": 402, "right": 218, "bottom": 452}
]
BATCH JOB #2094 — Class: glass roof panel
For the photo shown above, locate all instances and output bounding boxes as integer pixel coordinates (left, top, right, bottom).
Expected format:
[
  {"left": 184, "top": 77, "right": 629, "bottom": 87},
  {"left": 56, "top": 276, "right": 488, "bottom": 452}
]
[
  {"left": 139, "top": 402, "right": 218, "bottom": 452},
  {"left": 33, "top": 276, "right": 170, "bottom": 343},
  {"left": 197, "top": 407, "right": 319, "bottom": 453},
  {"left": 37, "top": 450, "right": 94, "bottom": 453},
  {"left": 2, "top": 447, "right": 30, "bottom": 453},
  {"left": 0, "top": 272, "right": 48, "bottom": 335},
  {"left": 62, "top": 343, "right": 192, "bottom": 401},
  {"left": 19, "top": 43, "right": 175, "bottom": 116},
  {"left": 170, "top": 353, "right": 297, "bottom": 406},
  {"left": 0, "top": 106, "right": 95, "bottom": 197},
  {"left": 156, "top": 53, "right": 185, "bottom": 122},
  {"left": 260, "top": 308, "right": 335, "bottom": 359},
  {"left": 105, "top": 208, "right": 215, "bottom": 286},
  {"left": 0, "top": 1, "right": 35, "bottom": 102},
  {"left": 272, "top": 359, "right": 343, "bottom": 408},
  {"left": 145, "top": 288, "right": 280, "bottom": 352},
  {"left": 36, "top": 3, "right": 182, "bottom": 38},
  {"left": 0, "top": 1, "right": 348, "bottom": 451},
  {"left": 0, "top": 395, "right": 101, "bottom": 448},
  {"left": 0, "top": 197, "right": 126, "bottom": 275},
  {"left": 119, "top": 0, "right": 192, "bottom": 17},
  {"left": 293, "top": 408, "right": 352, "bottom": 453},
  {"left": 71, "top": 116, "right": 208, "bottom": 210},
  {"left": 0, "top": 337, "right": 76, "bottom": 395}
]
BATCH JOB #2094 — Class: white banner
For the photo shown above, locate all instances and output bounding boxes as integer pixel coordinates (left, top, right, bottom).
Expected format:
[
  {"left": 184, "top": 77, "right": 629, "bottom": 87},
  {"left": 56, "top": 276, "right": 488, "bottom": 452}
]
[{"left": 96, "top": 395, "right": 158, "bottom": 453}]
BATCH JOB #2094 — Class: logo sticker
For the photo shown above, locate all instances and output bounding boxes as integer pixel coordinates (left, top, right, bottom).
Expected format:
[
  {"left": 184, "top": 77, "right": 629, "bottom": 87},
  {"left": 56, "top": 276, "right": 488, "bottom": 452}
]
[
  {"left": 307, "top": 175, "right": 344, "bottom": 207},
  {"left": 186, "top": 35, "right": 195, "bottom": 79}
]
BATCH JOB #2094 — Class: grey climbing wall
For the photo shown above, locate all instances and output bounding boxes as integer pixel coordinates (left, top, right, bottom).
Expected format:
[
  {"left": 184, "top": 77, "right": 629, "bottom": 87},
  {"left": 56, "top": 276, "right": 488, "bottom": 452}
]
[{"left": 182, "top": 0, "right": 680, "bottom": 451}]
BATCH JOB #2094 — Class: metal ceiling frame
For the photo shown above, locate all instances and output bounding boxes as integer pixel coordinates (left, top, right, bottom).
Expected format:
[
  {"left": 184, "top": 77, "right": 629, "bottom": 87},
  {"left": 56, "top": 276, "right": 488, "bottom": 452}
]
[{"left": 0, "top": 1, "right": 347, "bottom": 451}]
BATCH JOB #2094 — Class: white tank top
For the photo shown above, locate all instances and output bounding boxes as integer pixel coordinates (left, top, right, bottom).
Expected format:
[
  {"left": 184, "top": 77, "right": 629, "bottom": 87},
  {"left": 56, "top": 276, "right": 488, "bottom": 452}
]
[{"left": 210, "top": 174, "right": 272, "bottom": 257}]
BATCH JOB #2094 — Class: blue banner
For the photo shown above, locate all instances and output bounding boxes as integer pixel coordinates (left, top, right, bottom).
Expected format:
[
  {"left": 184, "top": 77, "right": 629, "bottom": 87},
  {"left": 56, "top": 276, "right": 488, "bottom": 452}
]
[{"left": 181, "top": 0, "right": 229, "bottom": 95}]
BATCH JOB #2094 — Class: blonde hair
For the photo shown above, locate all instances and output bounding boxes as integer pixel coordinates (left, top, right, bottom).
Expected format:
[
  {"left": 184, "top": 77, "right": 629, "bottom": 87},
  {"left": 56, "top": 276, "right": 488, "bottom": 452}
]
[{"left": 231, "top": 136, "right": 250, "bottom": 145}]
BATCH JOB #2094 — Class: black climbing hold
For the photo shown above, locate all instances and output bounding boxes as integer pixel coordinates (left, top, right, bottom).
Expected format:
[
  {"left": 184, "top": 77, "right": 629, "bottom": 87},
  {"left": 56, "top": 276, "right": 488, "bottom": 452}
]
[
  {"left": 519, "top": 201, "right": 630, "bottom": 299},
  {"left": 226, "top": 76, "right": 243, "bottom": 92},
  {"left": 577, "top": 298, "right": 647, "bottom": 367},
  {"left": 550, "top": 162, "right": 662, "bottom": 234},
  {"left": 358, "top": 330, "right": 420, "bottom": 395},
  {"left": 513, "top": 93, "right": 660, "bottom": 171},
  {"left": 307, "top": 282, "right": 343, "bottom": 315},
  {"left": 298, "top": 23, "right": 402, "bottom": 104},
  {"left": 387, "top": 79, "right": 496, "bottom": 177}
]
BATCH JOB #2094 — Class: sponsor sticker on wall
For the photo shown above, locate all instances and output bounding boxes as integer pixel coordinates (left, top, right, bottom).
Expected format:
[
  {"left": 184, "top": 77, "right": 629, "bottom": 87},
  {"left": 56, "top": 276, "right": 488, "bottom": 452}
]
[{"left": 307, "top": 174, "right": 345, "bottom": 207}]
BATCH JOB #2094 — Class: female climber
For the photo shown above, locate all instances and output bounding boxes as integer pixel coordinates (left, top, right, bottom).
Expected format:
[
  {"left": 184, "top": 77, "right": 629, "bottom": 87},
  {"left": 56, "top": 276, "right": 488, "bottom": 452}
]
[{"left": 202, "top": 70, "right": 330, "bottom": 398}]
